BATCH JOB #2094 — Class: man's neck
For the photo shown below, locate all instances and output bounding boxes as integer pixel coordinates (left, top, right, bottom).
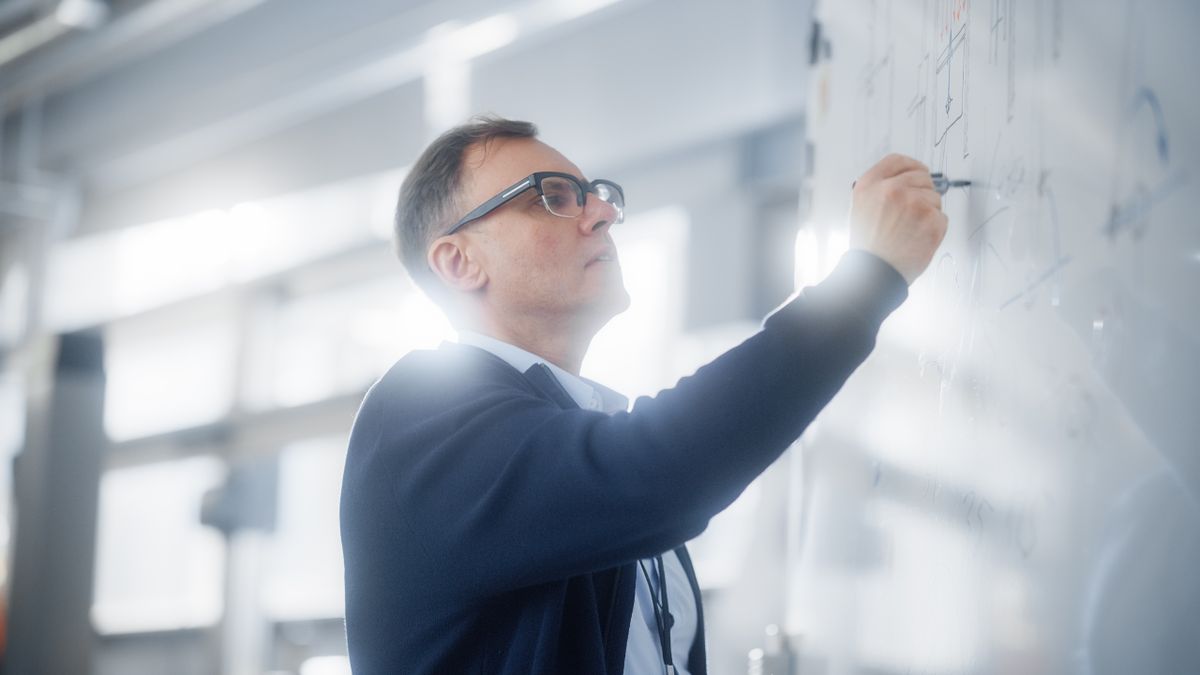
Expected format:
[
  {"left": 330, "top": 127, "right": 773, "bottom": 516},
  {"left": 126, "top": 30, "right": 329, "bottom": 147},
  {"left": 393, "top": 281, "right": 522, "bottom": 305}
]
[{"left": 469, "top": 316, "right": 596, "bottom": 376}]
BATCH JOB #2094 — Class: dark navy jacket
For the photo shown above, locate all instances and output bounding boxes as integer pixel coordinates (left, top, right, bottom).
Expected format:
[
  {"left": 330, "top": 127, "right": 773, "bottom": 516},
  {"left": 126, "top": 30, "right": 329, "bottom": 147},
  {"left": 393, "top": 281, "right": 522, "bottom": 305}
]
[{"left": 340, "top": 252, "right": 907, "bottom": 674}]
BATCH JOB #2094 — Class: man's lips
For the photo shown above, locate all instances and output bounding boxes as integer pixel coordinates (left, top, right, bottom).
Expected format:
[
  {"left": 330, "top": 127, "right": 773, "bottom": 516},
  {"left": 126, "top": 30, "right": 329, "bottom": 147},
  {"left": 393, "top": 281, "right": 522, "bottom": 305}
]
[{"left": 586, "top": 250, "right": 617, "bottom": 266}]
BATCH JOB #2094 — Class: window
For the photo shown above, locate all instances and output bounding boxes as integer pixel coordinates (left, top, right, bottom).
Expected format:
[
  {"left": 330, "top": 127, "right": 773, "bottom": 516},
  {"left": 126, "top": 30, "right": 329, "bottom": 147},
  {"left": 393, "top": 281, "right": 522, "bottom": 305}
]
[
  {"left": 260, "top": 436, "right": 348, "bottom": 620},
  {"left": 92, "top": 456, "right": 227, "bottom": 634},
  {"left": 104, "top": 299, "right": 237, "bottom": 440}
]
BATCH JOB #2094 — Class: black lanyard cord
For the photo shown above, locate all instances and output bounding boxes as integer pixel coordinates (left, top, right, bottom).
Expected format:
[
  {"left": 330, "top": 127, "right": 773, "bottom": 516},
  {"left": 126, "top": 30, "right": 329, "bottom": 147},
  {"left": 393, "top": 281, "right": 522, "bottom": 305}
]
[{"left": 638, "top": 555, "right": 675, "bottom": 671}]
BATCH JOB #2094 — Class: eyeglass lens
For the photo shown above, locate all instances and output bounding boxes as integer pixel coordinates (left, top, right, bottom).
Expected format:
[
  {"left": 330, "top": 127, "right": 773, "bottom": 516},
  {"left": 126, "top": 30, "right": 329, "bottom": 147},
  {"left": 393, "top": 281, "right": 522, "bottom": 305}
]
[
  {"left": 540, "top": 177, "right": 582, "bottom": 217},
  {"left": 539, "top": 177, "right": 623, "bottom": 222}
]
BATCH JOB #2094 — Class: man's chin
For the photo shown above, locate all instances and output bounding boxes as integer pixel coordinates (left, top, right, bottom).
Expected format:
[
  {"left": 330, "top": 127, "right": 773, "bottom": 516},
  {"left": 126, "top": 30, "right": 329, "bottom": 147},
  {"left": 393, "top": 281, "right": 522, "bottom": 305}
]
[
  {"left": 604, "top": 284, "right": 632, "bottom": 316},
  {"left": 581, "top": 286, "right": 631, "bottom": 329}
]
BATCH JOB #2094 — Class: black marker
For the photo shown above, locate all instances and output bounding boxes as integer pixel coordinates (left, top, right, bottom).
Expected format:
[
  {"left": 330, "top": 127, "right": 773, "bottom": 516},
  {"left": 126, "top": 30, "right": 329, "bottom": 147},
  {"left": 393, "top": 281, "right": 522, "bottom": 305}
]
[
  {"left": 931, "top": 172, "right": 971, "bottom": 194},
  {"left": 850, "top": 172, "right": 972, "bottom": 194}
]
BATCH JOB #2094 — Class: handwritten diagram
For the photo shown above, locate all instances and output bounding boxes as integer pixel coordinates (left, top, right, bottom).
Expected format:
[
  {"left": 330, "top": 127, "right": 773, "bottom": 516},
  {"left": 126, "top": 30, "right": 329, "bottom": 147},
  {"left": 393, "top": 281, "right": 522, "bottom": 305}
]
[
  {"left": 934, "top": 0, "right": 970, "bottom": 156},
  {"left": 795, "top": 0, "right": 1200, "bottom": 671}
]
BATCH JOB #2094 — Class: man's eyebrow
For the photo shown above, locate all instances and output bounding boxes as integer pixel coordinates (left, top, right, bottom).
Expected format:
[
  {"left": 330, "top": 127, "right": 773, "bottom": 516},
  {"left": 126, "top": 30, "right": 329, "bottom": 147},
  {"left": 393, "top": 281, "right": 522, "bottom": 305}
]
[{"left": 557, "top": 169, "right": 588, "bottom": 183}]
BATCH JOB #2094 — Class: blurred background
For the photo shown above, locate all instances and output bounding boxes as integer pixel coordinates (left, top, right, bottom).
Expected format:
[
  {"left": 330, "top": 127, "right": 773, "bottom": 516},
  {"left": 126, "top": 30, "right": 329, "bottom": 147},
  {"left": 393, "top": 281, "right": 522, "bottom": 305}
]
[{"left": 0, "top": 0, "right": 818, "bottom": 673}]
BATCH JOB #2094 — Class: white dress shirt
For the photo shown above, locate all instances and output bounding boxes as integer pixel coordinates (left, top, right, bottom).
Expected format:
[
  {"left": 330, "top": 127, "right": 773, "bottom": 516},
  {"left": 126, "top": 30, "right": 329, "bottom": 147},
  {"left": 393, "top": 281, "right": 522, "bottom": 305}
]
[{"left": 456, "top": 331, "right": 698, "bottom": 675}]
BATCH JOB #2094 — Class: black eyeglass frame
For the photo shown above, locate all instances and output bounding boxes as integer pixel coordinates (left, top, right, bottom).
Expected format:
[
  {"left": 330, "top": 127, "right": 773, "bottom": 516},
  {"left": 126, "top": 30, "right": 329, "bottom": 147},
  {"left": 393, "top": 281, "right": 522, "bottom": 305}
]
[{"left": 443, "top": 171, "right": 624, "bottom": 236}]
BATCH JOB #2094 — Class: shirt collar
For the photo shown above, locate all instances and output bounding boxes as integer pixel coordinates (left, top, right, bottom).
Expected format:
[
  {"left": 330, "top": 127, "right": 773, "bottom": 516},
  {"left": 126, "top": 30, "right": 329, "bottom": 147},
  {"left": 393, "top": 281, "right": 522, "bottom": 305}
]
[{"left": 456, "top": 330, "right": 628, "bottom": 413}]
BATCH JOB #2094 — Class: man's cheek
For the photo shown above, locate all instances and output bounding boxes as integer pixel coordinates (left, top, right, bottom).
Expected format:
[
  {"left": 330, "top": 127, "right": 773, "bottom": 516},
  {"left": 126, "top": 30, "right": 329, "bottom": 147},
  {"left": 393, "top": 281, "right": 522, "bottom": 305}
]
[{"left": 530, "top": 228, "right": 567, "bottom": 256}]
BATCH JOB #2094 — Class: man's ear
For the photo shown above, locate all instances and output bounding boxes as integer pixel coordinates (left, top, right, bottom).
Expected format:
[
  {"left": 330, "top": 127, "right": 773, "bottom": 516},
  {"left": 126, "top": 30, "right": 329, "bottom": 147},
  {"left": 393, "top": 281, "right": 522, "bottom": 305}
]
[{"left": 427, "top": 236, "right": 488, "bottom": 292}]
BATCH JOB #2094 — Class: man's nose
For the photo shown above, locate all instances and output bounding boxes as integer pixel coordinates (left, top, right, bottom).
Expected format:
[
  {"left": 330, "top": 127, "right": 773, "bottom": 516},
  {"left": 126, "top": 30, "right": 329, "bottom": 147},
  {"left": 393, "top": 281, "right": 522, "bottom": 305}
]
[{"left": 578, "top": 192, "right": 618, "bottom": 235}]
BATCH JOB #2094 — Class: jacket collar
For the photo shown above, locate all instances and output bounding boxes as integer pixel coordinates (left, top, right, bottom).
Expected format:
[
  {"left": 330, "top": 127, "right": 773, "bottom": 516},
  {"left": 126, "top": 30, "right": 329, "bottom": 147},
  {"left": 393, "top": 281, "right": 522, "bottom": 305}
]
[
  {"left": 454, "top": 330, "right": 628, "bottom": 413},
  {"left": 438, "top": 341, "right": 588, "bottom": 412},
  {"left": 521, "top": 362, "right": 582, "bottom": 410}
]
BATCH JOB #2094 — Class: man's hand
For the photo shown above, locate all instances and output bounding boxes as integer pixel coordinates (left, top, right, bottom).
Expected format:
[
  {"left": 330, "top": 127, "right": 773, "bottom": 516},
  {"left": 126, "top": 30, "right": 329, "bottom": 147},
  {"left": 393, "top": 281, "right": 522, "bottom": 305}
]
[{"left": 849, "top": 153, "right": 949, "bottom": 285}]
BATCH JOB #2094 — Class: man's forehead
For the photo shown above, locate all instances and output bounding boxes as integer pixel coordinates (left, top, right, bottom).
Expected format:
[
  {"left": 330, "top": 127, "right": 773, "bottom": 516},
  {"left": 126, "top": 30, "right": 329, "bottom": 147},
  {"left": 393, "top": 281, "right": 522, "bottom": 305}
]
[{"left": 462, "top": 137, "right": 584, "bottom": 198}]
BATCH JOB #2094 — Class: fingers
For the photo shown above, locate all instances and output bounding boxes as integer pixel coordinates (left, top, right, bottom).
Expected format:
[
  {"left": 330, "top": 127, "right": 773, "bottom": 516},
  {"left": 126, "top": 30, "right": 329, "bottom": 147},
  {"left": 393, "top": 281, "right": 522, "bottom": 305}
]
[
  {"left": 849, "top": 153, "right": 952, "bottom": 284},
  {"left": 859, "top": 153, "right": 929, "bottom": 185},
  {"left": 885, "top": 167, "right": 945, "bottom": 209},
  {"left": 891, "top": 167, "right": 936, "bottom": 190},
  {"left": 911, "top": 189, "right": 944, "bottom": 212},
  {"left": 879, "top": 174, "right": 942, "bottom": 210}
]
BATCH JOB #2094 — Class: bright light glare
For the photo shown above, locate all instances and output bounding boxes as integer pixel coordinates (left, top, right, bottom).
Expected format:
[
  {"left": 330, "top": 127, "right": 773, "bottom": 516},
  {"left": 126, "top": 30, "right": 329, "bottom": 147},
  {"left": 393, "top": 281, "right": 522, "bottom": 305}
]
[
  {"left": 824, "top": 228, "right": 850, "bottom": 275},
  {"left": 226, "top": 202, "right": 286, "bottom": 282},
  {"left": 453, "top": 14, "right": 519, "bottom": 58},
  {"left": 427, "top": 14, "right": 519, "bottom": 62},
  {"left": 263, "top": 280, "right": 452, "bottom": 410},
  {"left": 542, "top": 0, "right": 623, "bottom": 22},
  {"left": 583, "top": 206, "right": 688, "bottom": 399},
  {"left": 794, "top": 227, "right": 820, "bottom": 288},
  {"left": 421, "top": 13, "right": 517, "bottom": 135},
  {"left": 394, "top": 290, "right": 456, "bottom": 351},
  {"left": 45, "top": 172, "right": 392, "bottom": 331},
  {"left": 112, "top": 209, "right": 232, "bottom": 315},
  {"left": 794, "top": 224, "right": 851, "bottom": 289},
  {"left": 423, "top": 58, "right": 470, "bottom": 136},
  {"left": 55, "top": 0, "right": 108, "bottom": 29},
  {"left": 300, "top": 655, "right": 352, "bottom": 675}
]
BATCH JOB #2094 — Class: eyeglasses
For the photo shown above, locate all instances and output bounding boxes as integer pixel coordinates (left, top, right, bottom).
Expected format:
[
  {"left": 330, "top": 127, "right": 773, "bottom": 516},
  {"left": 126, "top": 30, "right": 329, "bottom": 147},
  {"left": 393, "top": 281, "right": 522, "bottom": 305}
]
[{"left": 444, "top": 171, "right": 625, "bottom": 236}]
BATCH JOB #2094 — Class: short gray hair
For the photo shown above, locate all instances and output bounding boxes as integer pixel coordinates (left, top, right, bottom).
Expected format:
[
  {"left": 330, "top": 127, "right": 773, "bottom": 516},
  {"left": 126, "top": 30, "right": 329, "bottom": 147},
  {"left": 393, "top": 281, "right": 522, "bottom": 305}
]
[{"left": 393, "top": 115, "right": 538, "bottom": 296}]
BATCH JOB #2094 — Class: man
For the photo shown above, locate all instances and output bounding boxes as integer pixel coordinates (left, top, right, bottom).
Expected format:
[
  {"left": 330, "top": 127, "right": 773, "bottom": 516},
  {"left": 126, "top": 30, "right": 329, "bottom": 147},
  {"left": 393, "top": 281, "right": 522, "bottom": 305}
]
[{"left": 340, "top": 115, "right": 948, "bottom": 674}]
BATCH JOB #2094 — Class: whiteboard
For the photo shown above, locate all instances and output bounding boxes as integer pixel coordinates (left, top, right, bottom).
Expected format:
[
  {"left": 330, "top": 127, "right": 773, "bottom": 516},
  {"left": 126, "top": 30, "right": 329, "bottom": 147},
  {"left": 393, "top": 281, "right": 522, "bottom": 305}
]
[{"left": 787, "top": 1, "right": 1200, "bottom": 673}]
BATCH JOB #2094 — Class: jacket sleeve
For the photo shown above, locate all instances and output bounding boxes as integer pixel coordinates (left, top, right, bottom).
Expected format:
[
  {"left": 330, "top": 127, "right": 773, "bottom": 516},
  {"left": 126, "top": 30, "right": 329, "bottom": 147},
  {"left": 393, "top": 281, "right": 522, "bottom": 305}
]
[{"left": 348, "top": 250, "right": 907, "bottom": 601}]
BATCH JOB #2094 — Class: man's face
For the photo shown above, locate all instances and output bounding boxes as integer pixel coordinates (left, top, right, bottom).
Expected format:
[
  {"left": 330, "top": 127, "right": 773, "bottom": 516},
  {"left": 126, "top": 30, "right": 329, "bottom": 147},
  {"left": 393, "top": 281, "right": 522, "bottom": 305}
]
[{"left": 455, "top": 137, "right": 631, "bottom": 329}]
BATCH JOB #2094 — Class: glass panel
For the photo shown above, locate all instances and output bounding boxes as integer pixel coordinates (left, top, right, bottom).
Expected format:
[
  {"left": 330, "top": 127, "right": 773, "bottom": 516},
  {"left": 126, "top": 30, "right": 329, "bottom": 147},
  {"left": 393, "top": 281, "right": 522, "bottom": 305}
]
[
  {"left": 44, "top": 170, "right": 402, "bottom": 331},
  {"left": 104, "top": 298, "right": 237, "bottom": 441},
  {"left": 91, "top": 455, "right": 227, "bottom": 634},
  {"left": 260, "top": 436, "right": 348, "bottom": 620}
]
